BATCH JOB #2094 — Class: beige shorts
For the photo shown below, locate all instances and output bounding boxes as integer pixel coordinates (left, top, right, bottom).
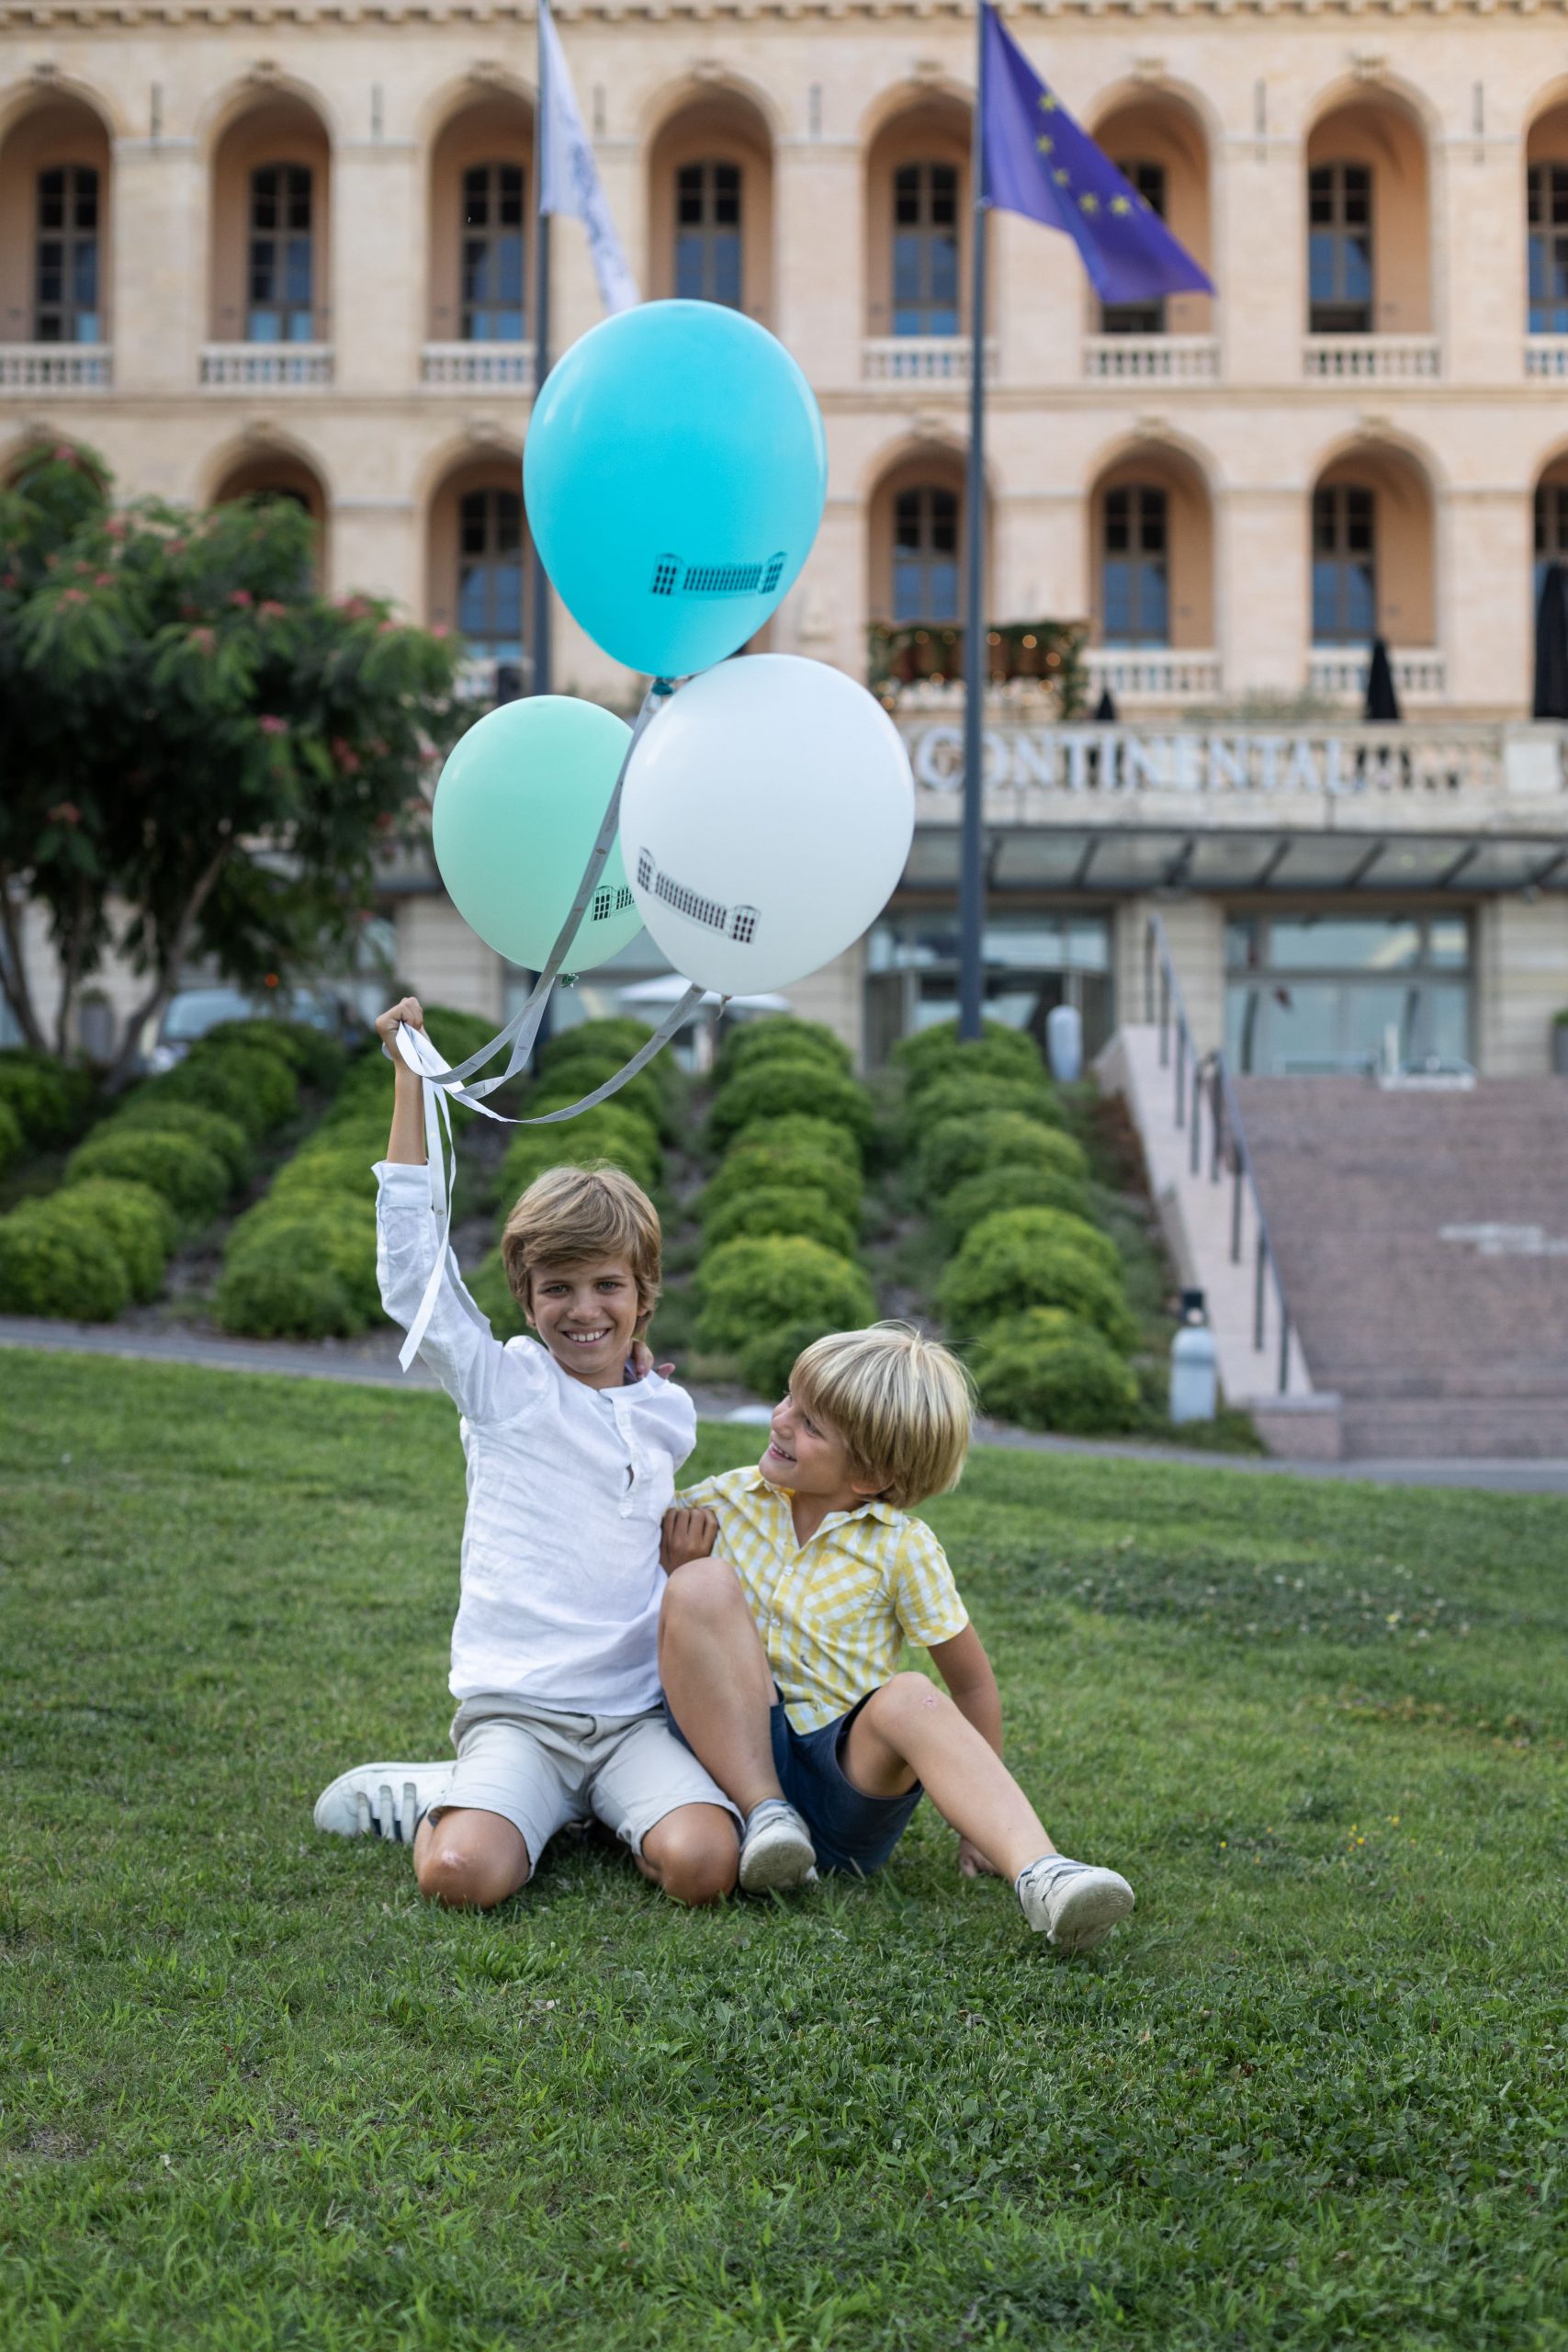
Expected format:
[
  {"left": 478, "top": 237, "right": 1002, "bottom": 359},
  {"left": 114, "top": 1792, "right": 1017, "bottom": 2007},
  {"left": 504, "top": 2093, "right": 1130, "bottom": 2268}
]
[{"left": 438, "top": 1695, "right": 740, "bottom": 1872}]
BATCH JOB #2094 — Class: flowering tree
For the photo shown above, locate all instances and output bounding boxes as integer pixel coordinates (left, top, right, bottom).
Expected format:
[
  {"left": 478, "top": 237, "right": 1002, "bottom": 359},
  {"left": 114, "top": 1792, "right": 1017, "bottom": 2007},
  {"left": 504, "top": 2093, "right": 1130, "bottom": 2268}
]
[{"left": 0, "top": 442, "right": 465, "bottom": 1085}]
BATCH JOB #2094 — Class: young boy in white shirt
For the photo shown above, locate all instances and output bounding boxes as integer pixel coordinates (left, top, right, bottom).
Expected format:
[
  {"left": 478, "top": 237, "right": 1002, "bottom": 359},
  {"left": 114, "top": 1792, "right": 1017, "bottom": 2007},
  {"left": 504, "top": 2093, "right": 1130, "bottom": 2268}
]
[
  {"left": 660, "top": 1324, "right": 1136, "bottom": 1951},
  {"left": 313, "top": 997, "right": 740, "bottom": 1908}
]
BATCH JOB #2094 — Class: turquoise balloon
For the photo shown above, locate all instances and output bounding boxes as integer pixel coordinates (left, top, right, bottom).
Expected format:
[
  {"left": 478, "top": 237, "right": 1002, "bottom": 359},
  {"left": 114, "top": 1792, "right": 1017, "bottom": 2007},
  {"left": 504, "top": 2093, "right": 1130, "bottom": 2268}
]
[
  {"left": 524, "top": 300, "right": 828, "bottom": 679},
  {"left": 432, "top": 696, "right": 643, "bottom": 972}
]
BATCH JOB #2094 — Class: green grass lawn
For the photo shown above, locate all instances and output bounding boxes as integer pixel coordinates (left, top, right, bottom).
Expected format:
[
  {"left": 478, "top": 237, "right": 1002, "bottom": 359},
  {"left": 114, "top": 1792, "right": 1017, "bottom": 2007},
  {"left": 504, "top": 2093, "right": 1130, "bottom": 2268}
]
[{"left": 2, "top": 1350, "right": 1563, "bottom": 2352}]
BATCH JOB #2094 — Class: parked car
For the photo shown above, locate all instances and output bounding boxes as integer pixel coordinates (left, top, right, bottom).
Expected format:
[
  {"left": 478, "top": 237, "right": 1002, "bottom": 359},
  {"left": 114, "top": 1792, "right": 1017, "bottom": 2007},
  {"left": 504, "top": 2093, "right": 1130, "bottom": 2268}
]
[{"left": 144, "top": 984, "right": 364, "bottom": 1073}]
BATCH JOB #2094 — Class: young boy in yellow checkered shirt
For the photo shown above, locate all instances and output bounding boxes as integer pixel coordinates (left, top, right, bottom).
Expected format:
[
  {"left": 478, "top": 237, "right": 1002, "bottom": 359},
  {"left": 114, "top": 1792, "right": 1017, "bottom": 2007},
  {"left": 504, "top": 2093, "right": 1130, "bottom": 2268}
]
[{"left": 660, "top": 1323, "right": 1135, "bottom": 1953}]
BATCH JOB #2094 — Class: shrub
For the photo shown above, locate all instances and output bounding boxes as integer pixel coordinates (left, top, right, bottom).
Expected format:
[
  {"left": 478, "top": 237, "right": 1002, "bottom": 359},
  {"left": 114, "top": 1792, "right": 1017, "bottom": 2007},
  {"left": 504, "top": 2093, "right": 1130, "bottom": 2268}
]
[
  {"left": 467, "top": 1246, "right": 530, "bottom": 1341},
  {"left": 0, "top": 1100, "right": 21, "bottom": 1176},
  {"left": 694, "top": 1235, "right": 874, "bottom": 1354},
  {"left": 697, "top": 1139, "right": 862, "bottom": 1229},
  {"left": 64, "top": 1126, "right": 229, "bottom": 1229},
  {"left": 100, "top": 1095, "right": 253, "bottom": 1186},
  {"left": 701, "top": 1185, "right": 859, "bottom": 1260},
  {"left": 728, "top": 1113, "right": 863, "bottom": 1174},
  {"left": 917, "top": 1111, "right": 1088, "bottom": 1207},
  {"left": 0, "top": 1049, "right": 91, "bottom": 1147},
  {"left": 707, "top": 1059, "right": 874, "bottom": 1150},
  {"left": 935, "top": 1160, "right": 1090, "bottom": 1244},
  {"left": 969, "top": 1308, "right": 1142, "bottom": 1435},
  {"left": 529, "top": 1061, "right": 671, "bottom": 1141},
  {"left": 213, "top": 1256, "right": 355, "bottom": 1340},
  {"left": 716, "top": 1017, "right": 852, "bottom": 1084},
  {"left": 541, "top": 1017, "right": 655, "bottom": 1072},
  {"left": 157, "top": 1042, "right": 297, "bottom": 1138},
  {"left": 0, "top": 1195, "right": 130, "bottom": 1321},
  {"left": 894, "top": 1021, "right": 1044, "bottom": 1096},
  {"left": 903, "top": 1072, "right": 1064, "bottom": 1146},
  {"left": 498, "top": 1105, "right": 661, "bottom": 1208},
  {"left": 322, "top": 1055, "right": 396, "bottom": 1128},
  {"left": 421, "top": 1004, "right": 501, "bottom": 1068},
  {"left": 965, "top": 1204, "right": 1122, "bottom": 1280},
  {"left": 739, "top": 1318, "right": 839, "bottom": 1404},
  {"left": 220, "top": 1193, "right": 380, "bottom": 1331},
  {"left": 269, "top": 1143, "right": 379, "bottom": 1204},
  {"left": 50, "top": 1178, "right": 175, "bottom": 1304},
  {"left": 203, "top": 1018, "right": 346, "bottom": 1089},
  {"left": 937, "top": 1216, "right": 1136, "bottom": 1351}
]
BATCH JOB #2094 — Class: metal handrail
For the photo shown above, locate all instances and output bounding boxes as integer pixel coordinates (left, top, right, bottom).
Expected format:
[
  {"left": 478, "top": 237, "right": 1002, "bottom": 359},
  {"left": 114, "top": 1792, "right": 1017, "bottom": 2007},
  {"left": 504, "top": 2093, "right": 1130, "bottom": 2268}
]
[{"left": 1142, "top": 913, "right": 1297, "bottom": 1396}]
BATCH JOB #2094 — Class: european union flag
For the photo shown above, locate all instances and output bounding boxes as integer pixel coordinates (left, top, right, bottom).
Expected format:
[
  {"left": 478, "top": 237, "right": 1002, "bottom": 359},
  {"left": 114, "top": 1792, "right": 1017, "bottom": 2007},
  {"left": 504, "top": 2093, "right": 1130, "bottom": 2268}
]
[{"left": 981, "top": 4, "right": 1213, "bottom": 304}]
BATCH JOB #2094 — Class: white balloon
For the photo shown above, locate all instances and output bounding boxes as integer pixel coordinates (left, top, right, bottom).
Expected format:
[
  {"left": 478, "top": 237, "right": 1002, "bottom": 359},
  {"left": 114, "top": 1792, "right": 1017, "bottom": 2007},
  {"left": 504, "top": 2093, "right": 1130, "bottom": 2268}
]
[{"left": 622, "top": 656, "right": 915, "bottom": 997}]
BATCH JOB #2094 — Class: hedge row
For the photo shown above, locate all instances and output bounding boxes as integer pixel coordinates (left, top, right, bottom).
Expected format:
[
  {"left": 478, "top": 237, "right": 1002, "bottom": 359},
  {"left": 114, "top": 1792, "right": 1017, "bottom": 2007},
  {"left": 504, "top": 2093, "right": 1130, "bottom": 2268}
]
[
  {"left": 0, "top": 1048, "right": 96, "bottom": 1176},
  {"left": 0, "top": 1020, "right": 332, "bottom": 1322},
  {"left": 466, "top": 1016, "right": 685, "bottom": 1343},
  {"left": 896, "top": 1020, "right": 1142, "bottom": 1436},
  {"left": 214, "top": 1007, "right": 490, "bottom": 1340},
  {"left": 692, "top": 1017, "right": 874, "bottom": 1398}
]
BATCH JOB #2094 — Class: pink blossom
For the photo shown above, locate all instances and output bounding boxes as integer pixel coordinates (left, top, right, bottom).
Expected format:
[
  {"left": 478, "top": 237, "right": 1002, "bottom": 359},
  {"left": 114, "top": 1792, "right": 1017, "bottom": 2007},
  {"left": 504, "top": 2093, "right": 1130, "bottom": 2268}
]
[
  {"left": 258, "top": 715, "right": 288, "bottom": 737},
  {"left": 189, "top": 627, "right": 216, "bottom": 652},
  {"left": 230, "top": 589, "right": 254, "bottom": 608},
  {"left": 431, "top": 625, "right": 451, "bottom": 640},
  {"left": 51, "top": 444, "right": 75, "bottom": 464},
  {"left": 94, "top": 572, "right": 114, "bottom": 588},
  {"left": 258, "top": 600, "right": 288, "bottom": 621},
  {"left": 60, "top": 588, "right": 86, "bottom": 606},
  {"left": 48, "top": 801, "right": 81, "bottom": 827}
]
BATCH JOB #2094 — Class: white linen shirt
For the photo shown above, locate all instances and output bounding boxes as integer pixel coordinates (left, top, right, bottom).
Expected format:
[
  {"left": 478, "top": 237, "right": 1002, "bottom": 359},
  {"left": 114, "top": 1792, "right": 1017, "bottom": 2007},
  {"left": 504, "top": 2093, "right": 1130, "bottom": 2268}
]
[{"left": 375, "top": 1160, "right": 696, "bottom": 1713}]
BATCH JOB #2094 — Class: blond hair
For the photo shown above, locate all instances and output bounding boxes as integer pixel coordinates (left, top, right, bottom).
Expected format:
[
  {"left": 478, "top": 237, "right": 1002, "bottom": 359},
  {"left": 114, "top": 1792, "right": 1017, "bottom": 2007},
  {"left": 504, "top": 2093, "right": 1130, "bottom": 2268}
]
[
  {"left": 500, "top": 1162, "right": 662, "bottom": 1325},
  {"left": 789, "top": 1321, "right": 973, "bottom": 1511}
]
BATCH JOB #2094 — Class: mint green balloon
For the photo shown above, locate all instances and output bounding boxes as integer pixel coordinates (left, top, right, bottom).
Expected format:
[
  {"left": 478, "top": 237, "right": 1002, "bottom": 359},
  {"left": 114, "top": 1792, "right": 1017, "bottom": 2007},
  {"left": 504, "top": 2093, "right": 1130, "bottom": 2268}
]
[{"left": 432, "top": 696, "right": 642, "bottom": 972}]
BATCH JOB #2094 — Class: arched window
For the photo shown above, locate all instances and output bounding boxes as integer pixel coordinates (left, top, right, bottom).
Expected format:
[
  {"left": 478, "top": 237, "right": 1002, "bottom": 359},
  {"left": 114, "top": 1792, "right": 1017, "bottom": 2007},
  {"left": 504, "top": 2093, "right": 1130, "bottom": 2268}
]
[
  {"left": 247, "top": 164, "right": 313, "bottom": 343},
  {"left": 457, "top": 487, "right": 523, "bottom": 662},
  {"left": 893, "top": 163, "right": 959, "bottom": 336},
  {"left": 893, "top": 486, "right": 959, "bottom": 622},
  {"left": 461, "top": 163, "right": 525, "bottom": 340},
  {"left": 1102, "top": 487, "right": 1168, "bottom": 644},
  {"left": 675, "top": 161, "right": 742, "bottom": 307},
  {"left": 1101, "top": 162, "right": 1165, "bottom": 335},
  {"left": 1535, "top": 481, "right": 1568, "bottom": 607},
  {"left": 1529, "top": 164, "right": 1568, "bottom": 335},
  {"left": 35, "top": 164, "right": 100, "bottom": 343},
  {"left": 1312, "top": 485, "right": 1376, "bottom": 642},
  {"left": 1308, "top": 164, "right": 1372, "bottom": 333}
]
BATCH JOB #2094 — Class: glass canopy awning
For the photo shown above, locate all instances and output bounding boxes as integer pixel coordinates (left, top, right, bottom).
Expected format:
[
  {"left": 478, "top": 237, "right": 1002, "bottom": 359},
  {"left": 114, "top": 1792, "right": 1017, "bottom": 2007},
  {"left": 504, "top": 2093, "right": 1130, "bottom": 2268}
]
[{"left": 901, "top": 826, "right": 1568, "bottom": 896}]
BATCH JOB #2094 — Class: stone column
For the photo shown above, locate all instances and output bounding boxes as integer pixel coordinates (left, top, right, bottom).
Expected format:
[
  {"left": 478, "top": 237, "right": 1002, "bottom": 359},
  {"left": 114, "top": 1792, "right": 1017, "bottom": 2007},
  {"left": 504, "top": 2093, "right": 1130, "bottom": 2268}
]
[
  {"left": 112, "top": 136, "right": 204, "bottom": 399},
  {"left": 774, "top": 135, "right": 863, "bottom": 390},
  {"left": 1473, "top": 896, "right": 1568, "bottom": 1077},
  {"left": 1113, "top": 894, "right": 1226, "bottom": 1054},
  {"left": 332, "top": 139, "right": 420, "bottom": 396}
]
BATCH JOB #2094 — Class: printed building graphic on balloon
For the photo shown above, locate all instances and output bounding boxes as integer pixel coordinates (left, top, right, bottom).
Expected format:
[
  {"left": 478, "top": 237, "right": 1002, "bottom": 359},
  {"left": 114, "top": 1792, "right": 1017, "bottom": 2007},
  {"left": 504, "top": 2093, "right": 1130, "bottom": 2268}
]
[{"left": 2, "top": 0, "right": 1567, "bottom": 1080}]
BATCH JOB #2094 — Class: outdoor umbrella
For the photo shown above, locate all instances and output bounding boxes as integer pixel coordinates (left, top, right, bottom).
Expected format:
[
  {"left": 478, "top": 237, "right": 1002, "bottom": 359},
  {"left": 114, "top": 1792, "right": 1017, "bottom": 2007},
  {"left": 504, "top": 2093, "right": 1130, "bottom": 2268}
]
[
  {"left": 1534, "top": 562, "right": 1568, "bottom": 718},
  {"left": 1364, "top": 637, "right": 1402, "bottom": 723},
  {"left": 1092, "top": 685, "right": 1119, "bottom": 723}
]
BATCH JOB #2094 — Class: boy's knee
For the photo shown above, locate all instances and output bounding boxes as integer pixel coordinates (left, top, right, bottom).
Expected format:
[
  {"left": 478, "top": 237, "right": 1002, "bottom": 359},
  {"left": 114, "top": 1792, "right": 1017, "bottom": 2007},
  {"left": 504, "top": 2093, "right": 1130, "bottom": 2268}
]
[
  {"left": 660, "top": 1555, "right": 740, "bottom": 1626},
  {"left": 877, "top": 1670, "right": 952, "bottom": 1721},
  {"left": 415, "top": 1836, "right": 528, "bottom": 1911},
  {"left": 646, "top": 1812, "right": 739, "bottom": 1907}
]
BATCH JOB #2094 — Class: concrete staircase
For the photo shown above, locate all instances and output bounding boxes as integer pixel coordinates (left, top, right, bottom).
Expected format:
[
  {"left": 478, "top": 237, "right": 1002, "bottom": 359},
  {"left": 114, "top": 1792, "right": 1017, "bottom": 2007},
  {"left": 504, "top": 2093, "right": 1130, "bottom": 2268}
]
[{"left": 1235, "top": 1077, "right": 1568, "bottom": 1458}]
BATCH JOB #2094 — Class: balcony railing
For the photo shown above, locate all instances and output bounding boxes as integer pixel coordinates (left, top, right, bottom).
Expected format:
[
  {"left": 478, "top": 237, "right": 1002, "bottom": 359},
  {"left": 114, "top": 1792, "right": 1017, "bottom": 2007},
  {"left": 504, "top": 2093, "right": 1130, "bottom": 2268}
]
[
  {"left": 862, "top": 336, "right": 997, "bottom": 383},
  {"left": 1085, "top": 648, "right": 1222, "bottom": 700},
  {"left": 422, "top": 341, "right": 536, "bottom": 390},
  {"left": 1525, "top": 336, "right": 1568, "bottom": 378},
  {"left": 1303, "top": 334, "right": 1440, "bottom": 380},
  {"left": 0, "top": 344, "right": 112, "bottom": 390},
  {"left": 1082, "top": 334, "right": 1219, "bottom": 382},
  {"left": 1309, "top": 647, "right": 1446, "bottom": 698},
  {"left": 199, "top": 344, "right": 333, "bottom": 388}
]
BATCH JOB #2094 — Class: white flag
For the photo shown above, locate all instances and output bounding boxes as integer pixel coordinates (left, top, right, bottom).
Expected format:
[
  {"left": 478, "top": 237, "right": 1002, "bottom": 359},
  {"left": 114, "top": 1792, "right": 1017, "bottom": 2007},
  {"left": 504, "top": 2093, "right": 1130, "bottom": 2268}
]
[{"left": 538, "top": 0, "right": 639, "bottom": 315}]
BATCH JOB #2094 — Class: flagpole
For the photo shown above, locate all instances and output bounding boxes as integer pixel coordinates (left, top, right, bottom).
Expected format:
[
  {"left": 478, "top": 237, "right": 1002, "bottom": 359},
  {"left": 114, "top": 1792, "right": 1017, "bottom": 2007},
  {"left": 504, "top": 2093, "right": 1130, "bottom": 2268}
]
[
  {"left": 530, "top": 1, "right": 553, "bottom": 698},
  {"left": 958, "top": 0, "right": 990, "bottom": 1045}
]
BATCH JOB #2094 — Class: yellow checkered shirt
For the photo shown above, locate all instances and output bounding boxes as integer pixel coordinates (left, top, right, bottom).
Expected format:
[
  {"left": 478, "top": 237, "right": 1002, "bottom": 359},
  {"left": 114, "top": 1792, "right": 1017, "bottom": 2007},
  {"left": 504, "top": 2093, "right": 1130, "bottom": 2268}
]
[{"left": 676, "top": 1465, "right": 969, "bottom": 1733}]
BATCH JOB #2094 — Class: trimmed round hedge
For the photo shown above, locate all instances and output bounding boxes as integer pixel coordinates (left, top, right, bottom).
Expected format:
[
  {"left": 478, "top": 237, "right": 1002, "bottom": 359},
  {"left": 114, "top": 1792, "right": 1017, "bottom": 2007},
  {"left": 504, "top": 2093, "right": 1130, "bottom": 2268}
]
[
  {"left": 904, "top": 1072, "right": 1065, "bottom": 1146},
  {"left": 969, "top": 1308, "right": 1141, "bottom": 1435},
  {"left": 694, "top": 1234, "right": 874, "bottom": 1355},
  {"left": 935, "top": 1159, "right": 1090, "bottom": 1245},
  {"left": 716, "top": 1017, "right": 852, "bottom": 1085},
  {"left": 541, "top": 1018, "right": 655, "bottom": 1073},
  {"left": 102, "top": 1095, "right": 254, "bottom": 1186},
  {"left": 498, "top": 1105, "right": 662, "bottom": 1208},
  {"left": 64, "top": 1125, "right": 229, "bottom": 1230},
  {"left": 0, "top": 1100, "right": 21, "bottom": 1177},
  {"left": 203, "top": 1017, "right": 346, "bottom": 1090},
  {"left": 728, "top": 1112, "right": 863, "bottom": 1174},
  {"left": 738, "top": 1317, "right": 837, "bottom": 1405},
  {"left": 529, "top": 1062, "right": 671, "bottom": 1142},
  {"left": 214, "top": 1255, "right": 356, "bottom": 1340},
  {"left": 269, "top": 1143, "right": 378, "bottom": 1205},
  {"left": 0, "top": 1194, "right": 131, "bottom": 1321},
  {"left": 707, "top": 1058, "right": 874, "bottom": 1151},
  {"left": 937, "top": 1208, "right": 1135, "bottom": 1351},
  {"left": 698, "top": 1138, "right": 862, "bottom": 1229},
  {"left": 0, "top": 1050, "right": 92, "bottom": 1148},
  {"left": 917, "top": 1110, "right": 1088, "bottom": 1207},
  {"left": 701, "top": 1184, "right": 858, "bottom": 1260},
  {"left": 895, "top": 1021, "right": 1044, "bottom": 1096},
  {"left": 51, "top": 1177, "right": 176, "bottom": 1304},
  {"left": 155, "top": 1041, "right": 298, "bottom": 1139},
  {"left": 219, "top": 1193, "right": 380, "bottom": 1335}
]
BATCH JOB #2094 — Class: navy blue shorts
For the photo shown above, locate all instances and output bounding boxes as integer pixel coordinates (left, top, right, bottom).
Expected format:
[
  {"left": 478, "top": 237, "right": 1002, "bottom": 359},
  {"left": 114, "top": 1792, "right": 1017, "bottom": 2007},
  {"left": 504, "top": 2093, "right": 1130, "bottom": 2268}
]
[{"left": 670, "top": 1688, "right": 922, "bottom": 1877}]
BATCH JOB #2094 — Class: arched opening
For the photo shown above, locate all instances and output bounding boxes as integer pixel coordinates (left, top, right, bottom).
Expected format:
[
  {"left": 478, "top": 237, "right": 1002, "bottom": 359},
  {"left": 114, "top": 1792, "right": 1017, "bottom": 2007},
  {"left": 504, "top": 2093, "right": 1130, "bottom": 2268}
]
[
  {"left": 864, "top": 96, "right": 972, "bottom": 343},
  {"left": 1532, "top": 451, "right": 1568, "bottom": 639},
  {"left": 1089, "top": 445, "right": 1213, "bottom": 652},
  {"left": 1309, "top": 443, "right": 1436, "bottom": 662},
  {"left": 1525, "top": 101, "right": 1568, "bottom": 335},
  {"left": 209, "top": 92, "right": 332, "bottom": 347},
  {"left": 427, "top": 94, "right": 534, "bottom": 356},
  {"left": 212, "top": 447, "right": 329, "bottom": 585},
  {"left": 647, "top": 91, "right": 773, "bottom": 324},
  {"left": 0, "top": 95, "right": 113, "bottom": 364},
  {"left": 1087, "top": 93, "right": 1212, "bottom": 338},
  {"left": 427, "top": 450, "right": 527, "bottom": 695},
  {"left": 1305, "top": 95, "right": 1429, "bottom": 335}
]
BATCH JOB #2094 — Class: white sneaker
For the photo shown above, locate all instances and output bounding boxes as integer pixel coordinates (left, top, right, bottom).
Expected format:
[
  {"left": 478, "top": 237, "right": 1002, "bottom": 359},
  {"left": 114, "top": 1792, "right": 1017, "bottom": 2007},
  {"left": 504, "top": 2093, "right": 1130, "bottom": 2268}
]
[
  {"left": 313, "top": 1761, "right": 451, "bottom": 1847},
  {"left": 739, "top": 1799, "right": 818, "bottom": 1894},
  {"left": 1016, "top": 1855, "right": 1135, "bottom": 1953}
]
